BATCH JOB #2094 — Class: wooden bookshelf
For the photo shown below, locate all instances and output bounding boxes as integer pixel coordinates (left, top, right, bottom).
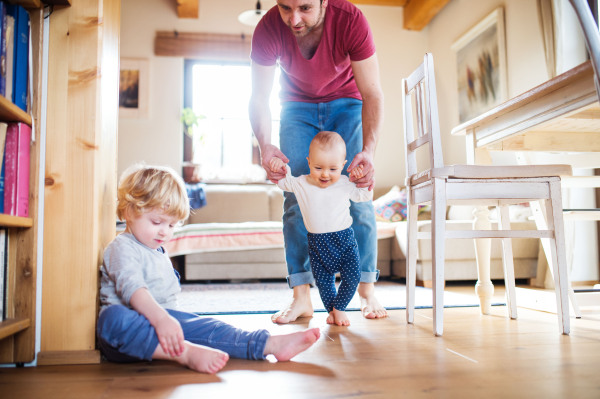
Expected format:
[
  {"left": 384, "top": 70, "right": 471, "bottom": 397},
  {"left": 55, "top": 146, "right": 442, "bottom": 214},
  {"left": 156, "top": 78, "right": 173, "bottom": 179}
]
[
  {"left": 14, "top": 0, "right": 42, "bottom": 9},
  {"left": 0, "top": 6, "right": 43, "bottom": 365},
  {"left": 0, "top": 214, "right": 33, "bottom": 228},
  {"left": 0, "top": 96, "right": 31, "bottom": 125},
  {"left": 0, "top": 318, "right": 30, "bottom": 341}
]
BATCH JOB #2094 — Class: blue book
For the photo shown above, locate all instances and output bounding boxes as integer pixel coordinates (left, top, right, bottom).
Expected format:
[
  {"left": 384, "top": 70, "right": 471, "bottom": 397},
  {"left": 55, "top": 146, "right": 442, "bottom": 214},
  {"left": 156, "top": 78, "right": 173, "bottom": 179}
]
[{"left": 7, "top": 4, "right": 27, "bottom": 111}]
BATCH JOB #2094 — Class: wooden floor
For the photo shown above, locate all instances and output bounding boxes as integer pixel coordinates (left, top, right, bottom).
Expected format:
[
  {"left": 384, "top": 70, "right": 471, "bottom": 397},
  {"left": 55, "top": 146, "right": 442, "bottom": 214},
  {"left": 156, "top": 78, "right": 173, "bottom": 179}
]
[{"left": 1, "top": 284, "right": 600, "bottom": 398}]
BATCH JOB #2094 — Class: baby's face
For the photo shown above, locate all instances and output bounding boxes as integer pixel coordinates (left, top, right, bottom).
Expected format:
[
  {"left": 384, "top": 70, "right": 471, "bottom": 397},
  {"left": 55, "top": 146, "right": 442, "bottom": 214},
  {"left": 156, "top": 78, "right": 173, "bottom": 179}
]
[
  {"left": 125, "top": 207, "right": 180, "bottom": 250},
  {"left": 306, "top": 144, "right": 346, "bottom": 188}
]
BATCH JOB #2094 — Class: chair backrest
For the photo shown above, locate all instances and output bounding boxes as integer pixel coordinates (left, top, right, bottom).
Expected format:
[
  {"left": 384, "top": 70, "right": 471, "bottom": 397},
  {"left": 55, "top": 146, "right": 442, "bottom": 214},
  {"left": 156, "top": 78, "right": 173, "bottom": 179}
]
[{"left": 402, "top": 53, "right": 444, "bottom": 186}]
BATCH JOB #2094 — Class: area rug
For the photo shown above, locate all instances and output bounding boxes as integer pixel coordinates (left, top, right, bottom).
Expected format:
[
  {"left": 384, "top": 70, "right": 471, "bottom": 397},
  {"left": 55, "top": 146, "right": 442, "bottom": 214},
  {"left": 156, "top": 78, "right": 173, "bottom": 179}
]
[{"left": 177, "top": 280, "right": 505, "bottom": 315}]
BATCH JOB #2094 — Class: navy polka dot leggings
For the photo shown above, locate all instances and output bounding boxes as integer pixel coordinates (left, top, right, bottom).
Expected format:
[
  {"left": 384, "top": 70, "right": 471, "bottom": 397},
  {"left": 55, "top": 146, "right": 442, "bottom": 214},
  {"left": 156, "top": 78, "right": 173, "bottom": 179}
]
[{"left": 307, "top": 227, "right": 361, "bottom": 313}]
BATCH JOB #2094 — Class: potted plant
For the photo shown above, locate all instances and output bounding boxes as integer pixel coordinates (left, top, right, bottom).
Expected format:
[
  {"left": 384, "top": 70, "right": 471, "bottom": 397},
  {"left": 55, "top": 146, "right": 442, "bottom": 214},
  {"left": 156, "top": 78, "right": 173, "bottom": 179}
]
[{"left": 181, "top": 107, "right": 205, "bottom": 183}]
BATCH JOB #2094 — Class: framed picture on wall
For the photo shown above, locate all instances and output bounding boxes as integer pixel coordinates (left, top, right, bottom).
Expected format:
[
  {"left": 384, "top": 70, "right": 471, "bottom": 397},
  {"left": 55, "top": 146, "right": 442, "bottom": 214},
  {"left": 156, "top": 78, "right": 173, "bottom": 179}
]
[
  {"left": 119, "top": 58, "right": 149, "bottom": 118},
  {"left": 452, "top": 7, "right": 507, "bottom": 124}
]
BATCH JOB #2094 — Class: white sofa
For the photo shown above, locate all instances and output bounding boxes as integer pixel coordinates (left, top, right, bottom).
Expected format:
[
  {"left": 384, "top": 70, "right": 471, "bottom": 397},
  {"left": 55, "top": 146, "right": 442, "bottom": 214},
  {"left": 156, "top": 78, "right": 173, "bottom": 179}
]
[{"left": 167, "top": 184, "right": 540, "bottom": 285}]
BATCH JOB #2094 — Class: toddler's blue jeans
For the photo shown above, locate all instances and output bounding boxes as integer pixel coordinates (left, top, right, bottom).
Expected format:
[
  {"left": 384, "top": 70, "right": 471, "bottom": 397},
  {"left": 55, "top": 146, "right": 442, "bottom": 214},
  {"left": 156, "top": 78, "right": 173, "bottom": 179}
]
[{"left": 97, "top": 305, "right": 269, "bottom": 362}]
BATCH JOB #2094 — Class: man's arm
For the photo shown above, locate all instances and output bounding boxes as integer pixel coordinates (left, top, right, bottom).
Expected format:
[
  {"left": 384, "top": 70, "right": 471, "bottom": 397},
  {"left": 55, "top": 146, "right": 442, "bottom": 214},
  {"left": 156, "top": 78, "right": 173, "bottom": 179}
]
[
  {"left": 348, "top": 53, "right": 384, "bottom": 190},
  {"left": 249, "top": 61, "right": 289, "bottom": 183}
]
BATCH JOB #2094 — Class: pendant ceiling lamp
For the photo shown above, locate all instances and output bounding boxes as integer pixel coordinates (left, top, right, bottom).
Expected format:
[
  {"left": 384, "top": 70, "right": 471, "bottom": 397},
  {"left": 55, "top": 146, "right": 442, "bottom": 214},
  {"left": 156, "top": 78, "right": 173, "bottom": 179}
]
[{"left": 238, "top": 1, "right": 267, "bottom": 26}]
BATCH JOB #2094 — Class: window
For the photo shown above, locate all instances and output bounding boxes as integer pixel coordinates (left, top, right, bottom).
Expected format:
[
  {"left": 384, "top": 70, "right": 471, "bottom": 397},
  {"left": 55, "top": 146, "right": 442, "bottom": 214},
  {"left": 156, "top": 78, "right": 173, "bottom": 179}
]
[{"left": 184, "top": 60, "right": 281, "bottom": 183}]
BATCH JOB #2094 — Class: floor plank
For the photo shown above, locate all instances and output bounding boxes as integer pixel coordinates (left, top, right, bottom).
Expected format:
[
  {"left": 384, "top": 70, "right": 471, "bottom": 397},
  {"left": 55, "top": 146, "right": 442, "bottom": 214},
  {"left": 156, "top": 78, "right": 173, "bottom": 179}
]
[{"left": 1, "top": 285, "right": 599, "bottom": 398}]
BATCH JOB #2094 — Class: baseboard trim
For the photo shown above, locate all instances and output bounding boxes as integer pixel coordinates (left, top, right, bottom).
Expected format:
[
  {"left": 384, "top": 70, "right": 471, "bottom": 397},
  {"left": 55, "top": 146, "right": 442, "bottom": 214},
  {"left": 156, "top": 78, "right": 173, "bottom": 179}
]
[{"left": 36, "top": 350, "right": 101, "bottom": 366}]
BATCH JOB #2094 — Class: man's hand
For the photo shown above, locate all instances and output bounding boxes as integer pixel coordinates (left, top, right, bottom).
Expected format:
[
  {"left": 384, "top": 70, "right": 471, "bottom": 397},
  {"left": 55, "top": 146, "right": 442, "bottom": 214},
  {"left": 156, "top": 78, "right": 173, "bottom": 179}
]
[
  {"left": 261, "top": 144, "right": 289, "bottom": 183},
  {"left": 269, "top": 157, "right": 287, "bottom": 176},
  {"left": 347, "top": 151, "right": 375, "bottom": 190}
]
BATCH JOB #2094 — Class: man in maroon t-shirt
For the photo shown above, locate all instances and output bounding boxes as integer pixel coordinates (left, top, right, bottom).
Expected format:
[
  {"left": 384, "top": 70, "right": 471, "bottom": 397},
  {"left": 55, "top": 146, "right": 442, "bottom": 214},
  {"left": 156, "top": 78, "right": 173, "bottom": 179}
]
[{"left": 249, "top": 0, "right": 387, "bottom": 324}]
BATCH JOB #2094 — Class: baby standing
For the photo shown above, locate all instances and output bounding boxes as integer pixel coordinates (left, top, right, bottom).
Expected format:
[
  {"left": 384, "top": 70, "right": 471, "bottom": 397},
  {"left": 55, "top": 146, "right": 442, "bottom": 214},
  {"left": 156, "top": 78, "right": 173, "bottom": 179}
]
[{"left": 270, "top": 131, "right": 373, "bottom": 326}]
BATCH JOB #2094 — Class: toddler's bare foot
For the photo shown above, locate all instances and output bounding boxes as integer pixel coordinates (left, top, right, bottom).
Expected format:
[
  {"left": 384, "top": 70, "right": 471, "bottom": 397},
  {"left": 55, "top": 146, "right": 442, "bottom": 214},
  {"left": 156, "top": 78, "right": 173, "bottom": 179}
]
[
  {"left": 183, "top": 343, "right": 229, "bottom": 374},
  {"left": 264, "top": 328, "right": 321, "bottom": 361},
  {"left": 154, "top": 341, "right": 229, "bottom": 374},
  {"left": 326, "top": 308, "right": 350, "bottom": 326},
  {"left": 272, "top": 284, "right": 314, "bottom": 324},
  {"left": 358, "top": 282, "right": 388, "bottom": 319}
]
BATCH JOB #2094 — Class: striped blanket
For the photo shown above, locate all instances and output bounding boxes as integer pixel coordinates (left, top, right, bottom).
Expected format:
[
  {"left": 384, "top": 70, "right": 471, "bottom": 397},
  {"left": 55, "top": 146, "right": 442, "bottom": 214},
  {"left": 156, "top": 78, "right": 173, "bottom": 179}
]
[{"left": 164, "top": 221, "right": 400, "bottom": 257}]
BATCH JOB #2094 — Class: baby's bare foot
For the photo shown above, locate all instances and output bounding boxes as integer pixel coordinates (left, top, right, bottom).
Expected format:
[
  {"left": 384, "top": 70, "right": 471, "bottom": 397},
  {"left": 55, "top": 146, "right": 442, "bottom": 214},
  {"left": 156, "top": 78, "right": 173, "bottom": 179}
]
[
  {"left": 272, "top": 285, "right": 314, "bottom": 324},
  {"left": 264, "top": 328, "right": 321, "bottom": 361},
  {"left": 326, "top": 308, "right": 350, "bottom": 326},
  {"left": 181, "top": 343, "right": 229, "bottom": 374}
]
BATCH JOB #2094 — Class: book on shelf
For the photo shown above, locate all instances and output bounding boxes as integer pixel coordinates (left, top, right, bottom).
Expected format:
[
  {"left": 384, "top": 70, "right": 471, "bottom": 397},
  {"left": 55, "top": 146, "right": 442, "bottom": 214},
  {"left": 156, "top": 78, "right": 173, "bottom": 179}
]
[
  {"left": 0, "top": 1, "right": 6, "bottom": 97},
  {"left": 3, "top": 122, "right": 29, "bottom": 217},
  {"left": 0, "top": 122, "right": 6, "bottom": 214},
  {"left": 0, "top": 227, "right": 6, "bottom": 322},
  {"left": 3, "top": 9, "right": 14, "bottom": 102},
  {"left": 0, "top": 159, "right": 4, "bottom": 214},
  {"left": 0, "top": 121, "right": 6, "bottom": 166},
  {"left": 6, "top": 3, "right": 28, "bottom": 112}
]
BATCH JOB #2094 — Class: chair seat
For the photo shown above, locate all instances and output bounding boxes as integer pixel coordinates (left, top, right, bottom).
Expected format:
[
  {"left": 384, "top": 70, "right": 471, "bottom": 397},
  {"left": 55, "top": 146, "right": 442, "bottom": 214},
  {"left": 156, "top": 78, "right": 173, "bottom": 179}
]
[{"left": 410, "top": 164, "right": 573, "bottom": 186}]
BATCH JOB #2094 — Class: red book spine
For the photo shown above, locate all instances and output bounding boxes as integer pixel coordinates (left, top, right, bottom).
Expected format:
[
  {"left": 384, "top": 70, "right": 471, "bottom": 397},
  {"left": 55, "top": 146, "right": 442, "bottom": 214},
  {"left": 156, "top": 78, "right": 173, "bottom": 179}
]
[{"left": 3, "top": 122, "right": 29, "bottom": 217}]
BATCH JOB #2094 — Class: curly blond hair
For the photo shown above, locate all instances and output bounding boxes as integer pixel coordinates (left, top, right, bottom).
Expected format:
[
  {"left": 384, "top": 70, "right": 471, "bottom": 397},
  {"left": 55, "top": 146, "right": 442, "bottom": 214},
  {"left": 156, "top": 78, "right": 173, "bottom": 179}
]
[{"left": 116, "top": 164, "right": 189, "bottom": 222}]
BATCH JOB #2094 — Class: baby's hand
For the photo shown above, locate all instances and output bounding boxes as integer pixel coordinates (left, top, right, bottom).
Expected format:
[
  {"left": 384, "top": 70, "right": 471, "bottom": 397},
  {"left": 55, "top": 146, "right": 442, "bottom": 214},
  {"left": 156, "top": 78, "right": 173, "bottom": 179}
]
[
  {"left": 350, "top": 164, "right": 364, "bottom": 180},
  {"left": 155, "top": 313, "right": 185, "bottom": 357},
  {"left": 269, "top": 157, "right": 287, "bottom": 174}
]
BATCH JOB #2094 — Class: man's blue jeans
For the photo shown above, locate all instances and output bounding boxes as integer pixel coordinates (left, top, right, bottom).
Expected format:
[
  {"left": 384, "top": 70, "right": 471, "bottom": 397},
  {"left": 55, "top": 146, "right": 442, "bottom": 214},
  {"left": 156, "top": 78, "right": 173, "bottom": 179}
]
[{"left": 279, "top": 98, "right": 379, "bottom": 288}]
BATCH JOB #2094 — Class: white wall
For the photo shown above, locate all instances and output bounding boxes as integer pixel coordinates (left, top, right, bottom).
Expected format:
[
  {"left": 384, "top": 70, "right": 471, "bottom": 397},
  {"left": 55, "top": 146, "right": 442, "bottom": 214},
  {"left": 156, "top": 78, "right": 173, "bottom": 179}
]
[
  {"left": 118, "top": 0, "right": 262, "bottom": 178},
  {"left": 119, "top": 0, "right": 551, "bottom": 195},
  {"left": 425, "top": 0, "right": 549, "bottom": 170}
]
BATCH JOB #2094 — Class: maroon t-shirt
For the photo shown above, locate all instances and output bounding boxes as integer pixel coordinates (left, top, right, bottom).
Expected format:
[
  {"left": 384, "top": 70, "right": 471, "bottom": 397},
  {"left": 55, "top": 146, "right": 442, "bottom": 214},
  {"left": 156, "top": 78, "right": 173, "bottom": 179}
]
[{"left": 251, "top": 0, "right": 376, "bottom": 103}]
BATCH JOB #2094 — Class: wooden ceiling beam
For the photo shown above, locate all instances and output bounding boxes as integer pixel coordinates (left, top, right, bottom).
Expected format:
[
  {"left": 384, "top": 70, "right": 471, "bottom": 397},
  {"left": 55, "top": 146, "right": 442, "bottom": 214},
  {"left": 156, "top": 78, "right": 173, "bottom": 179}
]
[
  {"left": 403, "top": 0, "right": 451, "bottom": 31},
  {"left": 176, "top": 0, "right": 198, "bottom": 19}
]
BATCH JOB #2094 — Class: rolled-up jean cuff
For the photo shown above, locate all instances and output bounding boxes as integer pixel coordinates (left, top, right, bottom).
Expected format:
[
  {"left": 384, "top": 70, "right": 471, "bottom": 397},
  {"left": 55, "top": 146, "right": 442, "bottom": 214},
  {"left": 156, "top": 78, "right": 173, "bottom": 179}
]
[
  {"left": 287, "top": 271, "right": 315, "bottom": 288},
  {"left": 360, "top": 270, "right": 380, "bottom": 283}
]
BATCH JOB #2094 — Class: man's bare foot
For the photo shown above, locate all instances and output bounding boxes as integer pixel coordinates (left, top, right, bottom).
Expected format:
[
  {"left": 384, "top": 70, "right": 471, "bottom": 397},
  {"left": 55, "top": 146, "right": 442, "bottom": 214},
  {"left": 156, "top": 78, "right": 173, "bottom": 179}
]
[
  {"left": 153, "top": 341, "right": 229, "bottom": 374},
  {"left": 358, "top": 282, "right": 388, "bottom": 319},
  {"left": 264, "top": 328, "right": 321, "bottom": 361},
  {"left": 326, "top": 308, "right": 350, "bottom": 326},
  {"left": 271, "top": 284, "right": 314, "bottom": 324}
]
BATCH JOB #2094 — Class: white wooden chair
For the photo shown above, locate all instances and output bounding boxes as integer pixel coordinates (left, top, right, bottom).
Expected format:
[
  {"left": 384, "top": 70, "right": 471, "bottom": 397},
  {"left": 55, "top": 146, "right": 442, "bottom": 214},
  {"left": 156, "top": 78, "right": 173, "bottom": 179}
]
[
  {"left": 565, "top": 0, "right": 600, "bottom": 289},
  {"left": 401, "top": 53, "right": 572, "bottom": 336}
]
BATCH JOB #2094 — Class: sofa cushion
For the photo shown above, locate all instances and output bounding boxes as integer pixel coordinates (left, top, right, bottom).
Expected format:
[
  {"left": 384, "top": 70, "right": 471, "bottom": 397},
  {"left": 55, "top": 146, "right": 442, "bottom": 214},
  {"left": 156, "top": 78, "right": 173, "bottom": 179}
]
[
  {"left": 269, "top": 186, "right": 284, "bottom": 221},
  {"left": 373, "top": 186, "right": 408, "bottom": 222},
  {"left": 188, "top": 184, "right": 275, "bottom": 223}
]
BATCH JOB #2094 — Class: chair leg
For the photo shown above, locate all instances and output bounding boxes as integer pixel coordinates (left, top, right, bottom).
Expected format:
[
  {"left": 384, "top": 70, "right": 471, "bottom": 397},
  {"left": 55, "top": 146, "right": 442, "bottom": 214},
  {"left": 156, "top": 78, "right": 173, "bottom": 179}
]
[
  {"left": 498, "top": 205, "right": 518, "bottom": 319},
  {"left": 546, "top": 181, "right": 571, "bottom": 335},
  {"left": 530, "top": 199, "right": 581, "bottom": 319},
  {"left": 473, "top": 206, "right": 494, "bottom": 315},
  {"left": 406, "top": 202, "right": 419, "bottom": 325},
  {"left": 432, "top": 178, "right": 446, "bottom": 336}
]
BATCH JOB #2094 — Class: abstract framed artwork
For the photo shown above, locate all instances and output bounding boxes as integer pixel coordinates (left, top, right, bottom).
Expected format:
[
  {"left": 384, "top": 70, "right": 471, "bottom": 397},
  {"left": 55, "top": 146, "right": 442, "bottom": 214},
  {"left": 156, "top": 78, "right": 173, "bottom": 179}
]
[
  {"left": 452, "top": 7, "right": 507, "bottom": 124},
  {"left": 119, "top": 58, "right": 149, "bottom": 118}
]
